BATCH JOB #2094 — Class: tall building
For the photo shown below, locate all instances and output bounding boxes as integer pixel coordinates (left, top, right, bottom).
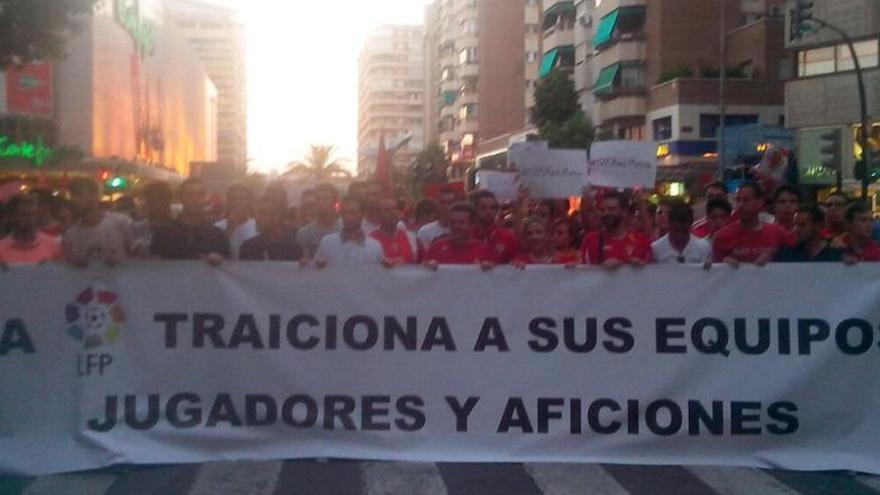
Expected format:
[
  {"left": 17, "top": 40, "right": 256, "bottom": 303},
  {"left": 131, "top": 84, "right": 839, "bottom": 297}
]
[
  {"left": 0, "top": 0, "right": 217, "bottom": 188},
  {"left": 357, "top": 25, "right": 425, "bottom": 177},
  {"left": 589, "top": 0, "right": 789, "bottom": 191},
  {"left": 424, "top": 0, "right": 534, "bottom": 181},
  {"left": 785, "top": 0, "right": 880, "bottom": 196},
  {"left": 541, "top": 0, "right": 596, "bottom": 127},
  {"left": 168, "top": 0, "right": 248, "bottom": 173}
]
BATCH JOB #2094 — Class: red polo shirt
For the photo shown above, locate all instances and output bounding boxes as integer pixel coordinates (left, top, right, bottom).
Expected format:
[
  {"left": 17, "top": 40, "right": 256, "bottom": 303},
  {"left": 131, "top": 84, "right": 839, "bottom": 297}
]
[
  {"left": 474, "top": 224, "right": 519, "bottom": 264},
  {"left": 371, "top": 228, "right": 416, "bottom": 264},
  {"left": 581, "top": 230, "right": 652, "bottom": 265}
]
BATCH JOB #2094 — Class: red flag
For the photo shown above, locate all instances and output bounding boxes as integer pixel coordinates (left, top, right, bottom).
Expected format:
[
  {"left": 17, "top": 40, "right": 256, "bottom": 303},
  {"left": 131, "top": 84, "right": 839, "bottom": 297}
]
[{"left": 375, "top": 130, "right": 392, "bottom": 187}]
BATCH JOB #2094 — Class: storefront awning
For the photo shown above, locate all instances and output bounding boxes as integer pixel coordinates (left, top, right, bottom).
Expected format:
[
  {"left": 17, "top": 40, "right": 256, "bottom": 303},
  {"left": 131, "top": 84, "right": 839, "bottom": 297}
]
[
  {"left": 539, "top": 48, "right": 559, "bottom": 78},
  {"left": 593, "top": 63, "right": 620, "bottom": 96},
  {"left": 592, "top": 9, "right": 620, "bottom": 48},
  {"left": 441, "top": 90, "right": 457, "bottom": 105}
]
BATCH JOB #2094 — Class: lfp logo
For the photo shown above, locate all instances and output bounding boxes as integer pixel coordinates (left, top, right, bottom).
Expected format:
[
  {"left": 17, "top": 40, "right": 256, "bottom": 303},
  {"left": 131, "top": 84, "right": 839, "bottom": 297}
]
[{"left": 66, "top": 286, "right": 125, "bottom": 376}]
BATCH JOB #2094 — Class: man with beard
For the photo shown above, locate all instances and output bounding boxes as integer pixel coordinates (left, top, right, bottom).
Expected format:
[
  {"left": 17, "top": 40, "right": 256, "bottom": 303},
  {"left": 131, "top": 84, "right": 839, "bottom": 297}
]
[
  {"left": 424, "top": 202, "right": 495, "bottom": 269},
  {"left": 713, "top": 182, "right": 789, "bottom": 266},
  {"left": 581, "top": 192, "right": 652, "bottom": 268},
  {"left": 471, "top": 190, "right": 518, "bottom": 264},
  {"left": 775, "top": 205, "right": 844, "bottom": 262}
]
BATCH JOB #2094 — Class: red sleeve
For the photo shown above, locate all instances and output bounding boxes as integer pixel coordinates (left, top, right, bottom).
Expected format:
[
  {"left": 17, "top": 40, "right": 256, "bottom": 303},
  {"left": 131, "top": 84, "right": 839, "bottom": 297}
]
[
  {"left": 581, "top": 232, "right": 600, "bottom": 265},
  {"left": 712, "top": 229, "right": 731, "bottom": 262}
]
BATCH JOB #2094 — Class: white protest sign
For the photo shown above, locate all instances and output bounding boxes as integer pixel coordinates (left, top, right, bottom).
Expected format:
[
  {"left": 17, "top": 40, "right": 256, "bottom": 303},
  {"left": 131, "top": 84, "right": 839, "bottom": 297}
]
[
  {"left": 587, "top": 141, "right": 658, "bottom": 188},
  {"left": 508, "top": 148, "right": 587, "bottom": 199},
  {"left": 475, "top": 170, "right": 519, "bottom": 203}
]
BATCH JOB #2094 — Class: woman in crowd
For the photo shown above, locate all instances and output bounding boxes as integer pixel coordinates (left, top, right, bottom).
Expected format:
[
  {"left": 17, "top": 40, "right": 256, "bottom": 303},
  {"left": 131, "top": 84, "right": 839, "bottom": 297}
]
[{"left": 550, "top": 218, "right": 582, "bottom": 265}]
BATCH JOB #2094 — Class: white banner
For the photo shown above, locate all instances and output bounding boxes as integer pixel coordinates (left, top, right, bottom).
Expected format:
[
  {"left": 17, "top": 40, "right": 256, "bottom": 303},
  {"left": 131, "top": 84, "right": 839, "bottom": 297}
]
[
  {"left": 588, "top": 141, "right": 658, "bottom": 188},
  {"left": 2, "top": 263, "right": 880, "bottom": 475}
]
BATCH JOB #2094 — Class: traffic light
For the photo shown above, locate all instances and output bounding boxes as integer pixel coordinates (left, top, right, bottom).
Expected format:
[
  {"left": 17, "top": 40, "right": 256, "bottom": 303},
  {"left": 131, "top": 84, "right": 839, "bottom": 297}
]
[
  {"left": 791, "top": 0, "right": 815, "bottom": 41},
  {"left": 818, "top": 128, "right": 841, "bottom": 170},
  {"left": 104, "top": 175, "right": 128, "bottom": 192},
  {"left": 856, "top": 146, "right": 880, "bottom": 183}
]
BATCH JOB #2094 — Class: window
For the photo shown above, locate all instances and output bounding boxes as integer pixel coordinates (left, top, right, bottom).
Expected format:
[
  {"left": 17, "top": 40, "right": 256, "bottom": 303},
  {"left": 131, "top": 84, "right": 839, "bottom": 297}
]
[
  {"left": 526, "top": 51, "right": 538, "bottom": 63},
  {"left": 653, "top": 117, "right": 672, "bottom": 141},
  {"left": 619, "top": 64, "right": 645, "bottom": 90},
  {"left": 461, "top": 20, "right": 477, "bottom": 35},
  {"left": 699, "top": 114, "right": 759, "bottom": 138},
  {"left": 837, "top": 40, "right": 880, "bottom": 71},
  {"left": 460, "top": 104, "right": 476, "bottom": 120},
  {"left": 799, "top": 47, "right": 835, "bottom": 76},
  {"left": 459, "top": 47, "right": 477, "bottom": 65}
]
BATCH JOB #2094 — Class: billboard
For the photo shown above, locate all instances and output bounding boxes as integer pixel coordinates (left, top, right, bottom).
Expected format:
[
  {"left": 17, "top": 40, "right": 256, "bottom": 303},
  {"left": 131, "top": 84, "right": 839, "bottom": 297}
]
[{"left": 4, "top": 62, "right": 53, "bottom": 116}]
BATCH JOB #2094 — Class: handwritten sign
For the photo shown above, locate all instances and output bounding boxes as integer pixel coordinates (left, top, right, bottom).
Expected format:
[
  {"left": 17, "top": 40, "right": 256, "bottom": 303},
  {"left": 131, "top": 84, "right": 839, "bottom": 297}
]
[
  {"left": 508, "top": 148, "right": 586, "bottom": 199},
  {"left": 587, "top": 141, "right": 658, "bottom": 188},
  {"left": 475, "top": 170, "right": 518, "bottom": 203}
]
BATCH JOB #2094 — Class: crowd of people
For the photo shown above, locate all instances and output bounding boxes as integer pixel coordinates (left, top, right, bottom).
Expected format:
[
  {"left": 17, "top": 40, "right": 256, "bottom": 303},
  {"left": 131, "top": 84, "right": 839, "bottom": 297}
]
[{"left": 1, "top": 174, "right": 880, "bottom": 270}]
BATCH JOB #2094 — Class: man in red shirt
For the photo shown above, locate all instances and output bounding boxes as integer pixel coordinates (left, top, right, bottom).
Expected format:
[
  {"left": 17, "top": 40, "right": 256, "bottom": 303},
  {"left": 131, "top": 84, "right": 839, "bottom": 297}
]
[
  {"left": 371, "top": 196, "right": 417, "bottom": 265},
  {"left": 692, "top": 198, "right": 732, "bottom": 240},
  {"left": 471, "top": 190, "right": 518, "bottom": 264},
  {"left": 773, "top": 185, "right": 801, "bottom": 234},
  {"left": 820, "top": 192, "right": 849, "bottom": 240},
  {"left": 833, "top": 202, "right": 880, "bottom": 262},
  {"left": 712, "top": 182, "right": 790, "bottom": 266},
  {"left": 424, "top": 202, "right": 495, "bottom": 269},
  {"left": 691, "top": 182, "right": 728, "bottom": 233},
  {"left": 582, "top": 192, "right": 652, "bottom": 268}
]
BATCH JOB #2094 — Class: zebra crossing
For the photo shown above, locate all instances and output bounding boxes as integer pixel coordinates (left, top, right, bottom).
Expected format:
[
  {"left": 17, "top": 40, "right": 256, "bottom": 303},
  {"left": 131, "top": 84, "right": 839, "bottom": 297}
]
[{"left": 3, "top": 461, "right": 879, "bottom": 495}]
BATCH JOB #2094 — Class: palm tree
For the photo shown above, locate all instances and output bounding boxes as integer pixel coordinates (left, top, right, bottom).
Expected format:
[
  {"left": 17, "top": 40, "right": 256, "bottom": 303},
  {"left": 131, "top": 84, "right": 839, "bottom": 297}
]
[{"left": 283, "top": 145, "right": 352, "bottom": 179}]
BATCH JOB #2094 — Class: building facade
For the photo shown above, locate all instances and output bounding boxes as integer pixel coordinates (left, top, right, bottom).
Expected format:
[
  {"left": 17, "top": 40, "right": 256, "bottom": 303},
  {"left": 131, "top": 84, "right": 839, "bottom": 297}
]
[
  {"left": 785, "top": 0, "right": 880, "bottom": 194},
  {"left": 168, "top": 0, "right": 248, "bottom": 173},
  {"left": 424, "top": 0, "right": 534, "bottom": 181},
  {"left": 357, "top": 25, "right": 425, "bottom": 177},
  {"left": 0, "top": 0, "right": 218, "bottom": 189},
  {"left": 589, "top": 0, "right": 788, "bottom": 190}
]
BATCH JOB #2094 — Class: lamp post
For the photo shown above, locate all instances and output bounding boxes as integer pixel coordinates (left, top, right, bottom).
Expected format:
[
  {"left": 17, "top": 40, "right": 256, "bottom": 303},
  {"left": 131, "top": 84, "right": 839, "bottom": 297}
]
[{"left": 718, "top": 0, "right": 727, "bottom": 181}]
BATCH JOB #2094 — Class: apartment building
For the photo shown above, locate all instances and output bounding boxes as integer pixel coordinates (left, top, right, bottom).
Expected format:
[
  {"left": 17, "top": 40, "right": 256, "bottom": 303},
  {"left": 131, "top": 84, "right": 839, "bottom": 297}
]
[
  {"left": 785, "top": 0, "right": 880, "bottom": 193},
  {"left": 357, "top": 26, "right": 425, "bottom": 177},
  {"left": 424, "top": 0, "right": 534, "bottom": 180},
  {"left": 590, "top": 0, "right": 789, "bottom": 189},
  {"left": 168, "top": 0, "right": 248, "bottom": 173}
]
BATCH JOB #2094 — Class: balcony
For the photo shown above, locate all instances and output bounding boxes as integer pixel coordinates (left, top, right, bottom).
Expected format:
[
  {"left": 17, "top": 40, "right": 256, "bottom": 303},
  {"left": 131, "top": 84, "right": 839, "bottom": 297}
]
[
  {"left": 597, "top": 95, "right": 646, "bottom": 123},
  {"left": 649, "top": 78, "right": 784, "bottom": 110},
  {"left": 459, "top": 64, "right": 479, "bottom": 79},
  {"left": 543, "top": 25, "right": 575, "bottom": 51},
  {"left": 441, "top": 104, "right": 457, "bottom": 119},
  {"left": 593, "top": 38, "right": 646, "bottom": 69},
  {"left": 441, "top": 80, "right": 459, "bottom": 93},
  {"left": 458, "top": 118, "right": 479, "bottom": 134},
  {"left": 459, "top": 91, "right": 479, "bottom": 105}
]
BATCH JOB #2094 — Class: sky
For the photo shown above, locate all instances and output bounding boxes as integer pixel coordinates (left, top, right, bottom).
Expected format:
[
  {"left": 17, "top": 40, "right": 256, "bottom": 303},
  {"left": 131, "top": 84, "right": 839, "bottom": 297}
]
[{"left": 234, "top": 0, "right": 430, "bottom": 175}]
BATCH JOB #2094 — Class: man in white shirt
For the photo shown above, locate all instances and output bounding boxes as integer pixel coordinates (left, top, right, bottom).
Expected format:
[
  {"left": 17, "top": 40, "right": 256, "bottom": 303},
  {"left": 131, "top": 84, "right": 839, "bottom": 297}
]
[
  {"left": 417, "top": 186, "right": 460, "bottom": 251},
  {"left": 315, "top": 196, "right": 384, "bottom": 268},
  {"left": 652, "top": 200, "right": 712, "bottom": 265},
  {"left": 214, "top": 183, "right": 257, "bottom": 259}
]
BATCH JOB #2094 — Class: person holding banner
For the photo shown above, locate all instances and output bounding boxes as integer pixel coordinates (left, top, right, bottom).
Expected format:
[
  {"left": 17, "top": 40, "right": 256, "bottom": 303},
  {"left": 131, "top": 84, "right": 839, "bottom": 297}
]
[
  {"left": 151, "top": 179, "right": 229, "bottom": 264},
  {"left": 417, "top": 186, "right": 459, "bottom": 252},
  {"left": 0, "top": 194, "right": 61, "bottom": 266},
  {"left": 832, "top": 202, "right": 880, "bottom": 263},
  {"left": 691, "top": 198, "right": 732, "bottom": 241},
  {"left": 239, "top": 196, "right": 304, "bottom": 262},
  {"left": 651, "top": 201, "right": 712, "bottom": 265},
  {"left": 63, "top": 178, "right": 133, "bottom": 267},
  {"left": 423, "top": 202, "right": 495, "bottom": 270},
  {"left": 551, "top": 218, "right": 582, "bottom": 265},
  {"left": 712, "top": 182, "right": 789, "bottom": 266},
  {"left": 774, "top": 205, "right": 844, "bottom": 262},
  {"left": 370, "top": 196, "right": 417, "bottom": 266},
  {"left": 471, "top": 190, "right": 519, "bottom": 264},
  {"left": 512, "top": 217, "right": 558, "bottom": 267},
  {"left": 772, "top": 184, "right": 802, "bottom": 235},
  {"left": 581, "top": 192, "right": 652, "bottom": 268},
  {"left": 314, "top": 196, "right": 384, "bottom": 268},
  {"left": 297, "top": 184, "right": 341, "bottom": 258}
]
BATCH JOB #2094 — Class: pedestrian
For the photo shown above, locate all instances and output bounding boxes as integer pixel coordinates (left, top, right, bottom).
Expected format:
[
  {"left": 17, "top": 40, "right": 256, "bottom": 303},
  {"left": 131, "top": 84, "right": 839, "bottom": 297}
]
[
  {"left": 832, "top": 202, "right": 880, "bottom": 263},
  {"left": 551, "top": 218, "right": 582, "bottom": 264},
  {"left": 582, "top": 192, "right": 652, "bottom": 268},
  {"left": 772, "top": 184, "right": 801, "bottom": 235},
  {"left": 215, "top": 183, "right": 258, "bottom": 260},
  {"left": 691, "top": 198, "right": 732, "bottom": 240},
  {"left": 820, "top": 192, "right": 849, "bottom": 240},
  {"left": 712, "top": 182, "right": 791, "bottom": 266},
  {"left": 0, "top": 194, "right": 62, "bottom": 265},
  {"left": 297, "top": 183, "right": 340, "bottom": 258},
  {"left": 131, "top": 181, "right": 173, "bottom": 258},
  {"left": 651, "top": 201, "right": 712, "bottom": 265},
  {"left": 240, "top": 195, "right": 304, "bottom": 261},
  {"left": 471, "top": 190, "right": 519, "bottom": 264},
  {"left": 513, "top": 217, "right": 556, "bottom": 266},
  {"left": 151, "top": 178, "right": 229, "bottom": 263},
  {"left": 691, "top": 181, "right": 728, "bottom": 233},
  {"left": 417, "top": 186, "right": 459, "bottom": 252},
  {"left": 314, "top": 196, "right": 384, "bottom": 268},
  {"left": 62, "top": 178, "right": 133, "bottom": 267},
  {"left": 775, "top": 205, "right": 844, "bottom": 262},
  {"left": 370, "top": 196, "right": 418, "bottom": 266},
  {"left": 654, "top": 199, "right": 673, "bottom": 240},
  {"left": 424, "top": 202, "right": 495, "bottom": 269}
]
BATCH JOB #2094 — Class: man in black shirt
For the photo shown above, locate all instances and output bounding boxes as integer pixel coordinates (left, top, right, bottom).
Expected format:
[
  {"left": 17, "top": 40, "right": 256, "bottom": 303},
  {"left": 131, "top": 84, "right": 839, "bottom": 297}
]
[
  {"left": 152, "top": 179, "right": 229, "bottom": 262},
  {"left": 775, "top": 205, "right": 843, "bottom": 263},
  {"left": 240, "top": 196, "right": 304, "bottom": 261}
]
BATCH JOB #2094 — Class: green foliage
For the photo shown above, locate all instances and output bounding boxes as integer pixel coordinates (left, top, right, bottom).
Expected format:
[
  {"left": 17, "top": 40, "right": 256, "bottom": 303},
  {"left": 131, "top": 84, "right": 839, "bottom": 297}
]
[
  {"left": 531, "top": 69, "right": 594, "bottom": 149},
  {"left": 0, "top": 0, "right": 100, "bottom": 68},
  {"left": 699, "top": 66, "right": 747, "bottom": 79},
  {"left": 284, "top": 145, "right": 351, "bottom": 180},
  {"left": 656, "top": 67, "right": 695, "bottom": 84},
  {"left": 409, "top": 143, "right": 448, "bottom": 189}
]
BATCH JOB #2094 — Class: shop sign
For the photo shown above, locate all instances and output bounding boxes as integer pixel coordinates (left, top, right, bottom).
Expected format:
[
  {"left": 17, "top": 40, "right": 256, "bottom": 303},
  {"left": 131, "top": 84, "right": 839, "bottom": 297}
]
[{"left": 0, "top": 135, "right": 53, "bottom": 167}]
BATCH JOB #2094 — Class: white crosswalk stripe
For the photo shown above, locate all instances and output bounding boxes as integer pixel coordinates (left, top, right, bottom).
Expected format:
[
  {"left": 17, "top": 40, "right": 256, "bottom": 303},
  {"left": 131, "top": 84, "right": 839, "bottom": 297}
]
[
  {"left": 363, "top": 461, "right": 448, "bottom": 495},
  {"left": 525, "top": 463, "right": 630, "bottom": 495},
  {"left": 187, "top": 460, "right": 283, "bottom": 495},
  {"left": 857, "top": 475, "right": 880, "bottom": 491},
  {"left": 688, "top": 466, "right": 802, "bottom": 495},
  {"left": 22, "top": 473, "right": 117, "bottom": 495}
]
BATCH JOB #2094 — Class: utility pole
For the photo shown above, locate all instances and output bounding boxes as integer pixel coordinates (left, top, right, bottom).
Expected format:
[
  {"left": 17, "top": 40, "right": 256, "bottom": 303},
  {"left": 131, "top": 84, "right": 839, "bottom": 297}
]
[{"left": 718, "top": 0, "right": 727, "bottom": 181}]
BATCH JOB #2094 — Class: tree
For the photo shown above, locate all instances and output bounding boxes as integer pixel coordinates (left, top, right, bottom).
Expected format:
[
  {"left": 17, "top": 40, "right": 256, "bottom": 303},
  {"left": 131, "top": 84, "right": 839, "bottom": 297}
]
[
  {"left": 0, "top": 0, "right": 99, "bottom": 69},
  {"left": 530, "top": 69, "right": 594, "bottom": 149},
  {"left": 413, "top": 143, "right": 448, "bottom": 183},
  {"left": 283, "top": 145, "right": 352, "bottom": 180}
]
